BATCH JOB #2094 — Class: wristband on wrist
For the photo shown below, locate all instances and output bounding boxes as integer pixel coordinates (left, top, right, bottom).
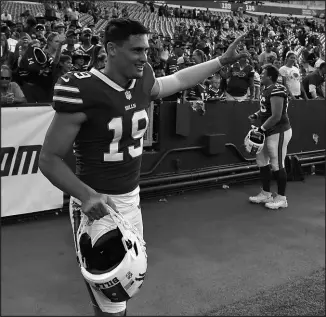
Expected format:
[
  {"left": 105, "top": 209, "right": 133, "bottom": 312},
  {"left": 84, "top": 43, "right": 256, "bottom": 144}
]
[
  {"left": 259, "top": 126, "right": 266, "bottom": 133},
  {"left": 215, "top": 57, "right": 222, "bottom": 70}
]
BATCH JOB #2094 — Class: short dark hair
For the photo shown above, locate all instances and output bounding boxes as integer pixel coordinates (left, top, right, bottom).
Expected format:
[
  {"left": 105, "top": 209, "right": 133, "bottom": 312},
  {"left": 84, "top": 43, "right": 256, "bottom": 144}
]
[
  {"left": 263, "top": 64, "right": 280, "bottom": 83},
  {"left": 104, "top": 18, "right": 150, "bottom": 48}
]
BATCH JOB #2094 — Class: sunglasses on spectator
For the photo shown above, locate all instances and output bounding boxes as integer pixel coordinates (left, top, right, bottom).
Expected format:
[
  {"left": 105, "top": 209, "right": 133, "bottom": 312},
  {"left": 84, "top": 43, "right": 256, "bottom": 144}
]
[{"left": 1, "top": 76, "right": 11, "bottom": 80}]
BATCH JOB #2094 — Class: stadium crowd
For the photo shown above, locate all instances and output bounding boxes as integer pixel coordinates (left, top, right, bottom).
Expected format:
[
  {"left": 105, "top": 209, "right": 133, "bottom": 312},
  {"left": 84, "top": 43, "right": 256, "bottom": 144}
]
[{"left": 1, "top": 0, "right": 325, "bottom": 104}]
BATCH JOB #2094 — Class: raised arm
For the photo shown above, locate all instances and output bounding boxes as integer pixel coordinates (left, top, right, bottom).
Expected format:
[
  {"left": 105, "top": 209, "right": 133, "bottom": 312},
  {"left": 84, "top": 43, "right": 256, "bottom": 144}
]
[{"left": 151, "top": 34, "right": 248, "bottom": 100}]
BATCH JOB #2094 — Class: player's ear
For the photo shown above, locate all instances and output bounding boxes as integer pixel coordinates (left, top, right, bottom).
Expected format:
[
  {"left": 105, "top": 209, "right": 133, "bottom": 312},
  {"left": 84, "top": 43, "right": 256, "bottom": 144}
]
[{"left": 106, "top": 42, "right": 116, "bottom": 57}]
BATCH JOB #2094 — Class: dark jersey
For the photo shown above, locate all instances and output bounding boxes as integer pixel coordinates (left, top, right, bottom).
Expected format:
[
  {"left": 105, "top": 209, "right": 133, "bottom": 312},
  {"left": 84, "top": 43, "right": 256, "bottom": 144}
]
[
  {"left": 79, "top": 44, "right": 95, "bottom": 57},
  {"left": 302, "top": 69, "right": 325, "bottom": 99},
  {"left": 53, "top": 63, "right": 155, "bottom": 194},
  {"left": 226, "top": 62, "right": 254, "bottom": 97},
  {"left": 186, "top": 83, "right": 206, "bottom": 100},
  {"left": 259, "top": 83, "right": 291, "bottom": 136}
]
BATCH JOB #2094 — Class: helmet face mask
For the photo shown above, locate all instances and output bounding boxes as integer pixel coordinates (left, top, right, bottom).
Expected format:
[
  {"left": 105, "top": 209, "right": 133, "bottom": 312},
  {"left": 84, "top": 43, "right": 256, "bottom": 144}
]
[
  {"left": 76, "top": 207, "right": 147, "bottom": 302},
  {"left": 244, "top": 128, "right": 265, "bottom": 155}
]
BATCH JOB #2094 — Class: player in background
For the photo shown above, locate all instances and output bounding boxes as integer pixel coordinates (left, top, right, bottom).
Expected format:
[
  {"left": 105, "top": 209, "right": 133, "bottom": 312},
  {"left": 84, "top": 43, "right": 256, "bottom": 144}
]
[
  {"left": 248, "top": 64, "right": 292, "bottom": 210},
  {"left": 39, "top": 18, "right": 248, "bottom": 316}
]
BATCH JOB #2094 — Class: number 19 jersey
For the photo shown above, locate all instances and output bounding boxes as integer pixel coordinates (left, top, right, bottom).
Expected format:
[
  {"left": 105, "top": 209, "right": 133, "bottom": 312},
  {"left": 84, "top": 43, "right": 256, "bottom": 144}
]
[{"left": 53, "top": 64, "right": 155, "bottom": 194}]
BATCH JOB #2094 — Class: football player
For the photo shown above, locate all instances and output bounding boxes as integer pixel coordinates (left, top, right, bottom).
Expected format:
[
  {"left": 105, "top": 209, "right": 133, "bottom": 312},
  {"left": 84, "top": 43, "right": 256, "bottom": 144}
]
[
  {"left": 248, "top": 64, "right": 292, "bottom": 210},
  {"left": 39, "top": 18, "right": 247, "bottom": 316}
]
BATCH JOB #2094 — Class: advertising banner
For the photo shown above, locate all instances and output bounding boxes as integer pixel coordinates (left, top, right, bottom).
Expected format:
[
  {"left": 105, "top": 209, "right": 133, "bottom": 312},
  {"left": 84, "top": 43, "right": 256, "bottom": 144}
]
[{"left": 1, "top": 106, "right": 64, "bottom": 217}]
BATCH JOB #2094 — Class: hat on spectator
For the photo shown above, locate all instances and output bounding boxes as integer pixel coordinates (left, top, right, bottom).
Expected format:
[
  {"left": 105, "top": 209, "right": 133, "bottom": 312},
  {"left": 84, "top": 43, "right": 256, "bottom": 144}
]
[
  {"left": 36, "top": 24, "right": 45, "bottom": 31},
  {"left": 72, "top": 50, "right": 91, "bottom": 63},
  {"left": 82, "top": 28, "right": 92, "bottom": 35},
  {"left": 88, "top": 23, "right": 95, "bottom": 28},
  {"left": 66, "top": 29, "right": 76, "bottom": 38},
  {"left": 19, "top": 32, "right": 32, "bottom": 41}
]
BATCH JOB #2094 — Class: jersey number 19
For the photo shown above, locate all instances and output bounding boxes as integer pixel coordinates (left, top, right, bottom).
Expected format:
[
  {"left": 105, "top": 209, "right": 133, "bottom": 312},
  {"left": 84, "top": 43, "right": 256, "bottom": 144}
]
[{"left": 104, "top": 109, "right": 148, "bottom": 162}]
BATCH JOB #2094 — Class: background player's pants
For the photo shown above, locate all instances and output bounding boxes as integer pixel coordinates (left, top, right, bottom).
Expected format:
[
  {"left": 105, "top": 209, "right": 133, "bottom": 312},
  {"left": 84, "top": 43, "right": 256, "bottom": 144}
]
[
  {"left": 69, "top": 186, "right": 143, "bottom": 314},
  {"left": 256, "top": 129, "right": 292, "bottom": 171}
]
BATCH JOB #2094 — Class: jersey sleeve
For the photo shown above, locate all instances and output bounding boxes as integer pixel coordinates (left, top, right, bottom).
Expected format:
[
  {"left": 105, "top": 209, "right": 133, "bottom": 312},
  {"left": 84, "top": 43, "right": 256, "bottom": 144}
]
[
  {"left": 52, "top": 72, "right": 89, "bottom": 113},
  {"left": 270, "top": 84, "right": 288, "bottom": 98},
  {"left": 142, "top": 62, "right": 156, "bottom": 97}
]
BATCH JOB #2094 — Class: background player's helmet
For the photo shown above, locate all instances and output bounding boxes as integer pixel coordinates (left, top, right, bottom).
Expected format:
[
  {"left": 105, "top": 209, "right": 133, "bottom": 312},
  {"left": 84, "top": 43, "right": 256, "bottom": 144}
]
[
  {"left": 244, "top": 127, "right": 265, "bottom": 155},
  {"left": 76, "top": 206, "right": 147, "bottom": 302}
]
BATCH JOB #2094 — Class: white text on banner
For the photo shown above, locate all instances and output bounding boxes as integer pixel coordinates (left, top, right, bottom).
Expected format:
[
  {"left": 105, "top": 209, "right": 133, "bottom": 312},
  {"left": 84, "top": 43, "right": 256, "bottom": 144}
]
[{"left": 1, "top": 106, "right": 63, "bottom": 217}]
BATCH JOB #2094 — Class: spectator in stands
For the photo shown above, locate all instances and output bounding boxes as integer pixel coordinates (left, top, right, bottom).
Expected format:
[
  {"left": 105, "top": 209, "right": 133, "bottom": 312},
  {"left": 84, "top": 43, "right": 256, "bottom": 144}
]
[
  {"left": 206, "top": 74, "right": 225, "bottom": 101},
  {"left": 271, "top": 41, "right": 280, "bottom": 60},
  {"left": 166, "top": 42, "right": 183, "bottom": 76},
  {"left": 258, "top": 41, "right": 277, "bottom": 69},
  {"left": 122, "top": 6, "right": 129, "bottom": 18},
  {"left": 44, "top": 32, "right": 65, "bottom": 61},
  {"left": 11, "top": 33, "right": 32, "bottom": 73},
  {"left": 1, "top": 24, "right": 17, "bottom": 53},
  {"left": 54, "top": 22, "right": 66, "bottom": 35},
  {"left": 112, "top": 3, "right": 119, "bottom": 19},
  {"left": 301, "top": 52, "right": 317, "bottom": 78},
  {"left": 272, "top": 59, "right": 284, "bottom": 84},
  {"left": 279, "top": 51, "right": 307, "bottom": 100},
  {"left": 24, "top": 16, "right": 37, "bottom": 37},
  {"left": 52, "top": 54, "right": 72, "bottom": 89},
  {"left": 1, "top": 65, "right": 26, "bottom": 104},
  {"left": 1, "top": 11, "right": 12, "bottom": 24},
  {"left": 302, "top": 62, "right": 326, "bottom": 99},
  {"left": 19, "top": 32, "right": 65, "bottom": 103},
  {"left": 314, "top": 50, "right": 325, "bottom": 69},
  {"left": 79, "top": 28, "right": 95, "bottom": 57},
  {"left": 92, "top": 52, "right": 107, "bottom": 70},
  {"left": 1, "top": 32, "right": 15, "bottom": 68},
  {"left": 281, "top": 40, "right": 290, "bottom": 63},
  {"left": 35, "top": 24, "right": 47, "bottom": 48},
  {"left": 61, "top": 29, "right": 79, "bottom": 57},
  {"left": 224, "top": 54, "right": 255, "bottom": 101},
  {"left": 71, "top": 49, "right": 90, "bottom": 71},
  {"left": 183, "top": 49, "right": 207, "bottom": 103}
]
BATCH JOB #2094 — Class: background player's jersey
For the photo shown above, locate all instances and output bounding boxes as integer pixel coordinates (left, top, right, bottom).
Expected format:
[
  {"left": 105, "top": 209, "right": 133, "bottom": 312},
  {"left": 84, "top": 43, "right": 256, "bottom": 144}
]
[
  {"left": 259, "top": 83, "right": 291, "bottom": 136},
  {"left": 53, "top": 63, "right": 155, "bottom": 194}
]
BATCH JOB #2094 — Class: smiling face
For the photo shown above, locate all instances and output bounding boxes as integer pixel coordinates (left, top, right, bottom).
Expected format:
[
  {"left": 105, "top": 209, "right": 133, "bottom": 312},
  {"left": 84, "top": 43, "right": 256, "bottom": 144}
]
[{"left": 107, "top": 34, "right": 150, "bottom": 80}]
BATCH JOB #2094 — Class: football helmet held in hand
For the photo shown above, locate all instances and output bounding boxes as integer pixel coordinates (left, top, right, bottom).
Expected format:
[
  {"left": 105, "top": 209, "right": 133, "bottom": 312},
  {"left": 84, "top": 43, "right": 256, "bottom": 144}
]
[
  {"left": 244, "top": 126, "right": 265, "bottom": 155},
  {"left": 76, "top": 205, "right": 147, "bottom": 302}
]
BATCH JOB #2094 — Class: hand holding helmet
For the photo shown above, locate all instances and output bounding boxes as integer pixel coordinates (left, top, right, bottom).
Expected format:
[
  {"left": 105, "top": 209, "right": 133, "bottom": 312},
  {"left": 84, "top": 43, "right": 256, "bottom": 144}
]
[
  {"left": 244, "top": 125, "right": 266, "bottom": 155},
  {"left": 81, "top": 192, "right": 117, "bottom": 222},
  {"left": 76, "top": 203, "right": 147, "bottom": 303}
]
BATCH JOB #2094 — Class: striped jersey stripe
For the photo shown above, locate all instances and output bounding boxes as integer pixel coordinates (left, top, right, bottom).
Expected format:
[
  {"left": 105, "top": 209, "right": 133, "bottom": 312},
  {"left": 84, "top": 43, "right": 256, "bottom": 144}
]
[
  {"left": 54, "top": 84, "right": 80, "bottom": 93},
  {"left": 53, "top": 96, "right": 83, "bottom": 104}
]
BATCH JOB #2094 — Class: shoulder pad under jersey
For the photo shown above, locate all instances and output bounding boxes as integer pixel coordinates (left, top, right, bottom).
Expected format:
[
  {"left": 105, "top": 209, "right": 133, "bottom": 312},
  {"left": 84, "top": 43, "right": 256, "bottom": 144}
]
[{"left": 53, "top": 71, "right": 92, "bottom": 113}]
